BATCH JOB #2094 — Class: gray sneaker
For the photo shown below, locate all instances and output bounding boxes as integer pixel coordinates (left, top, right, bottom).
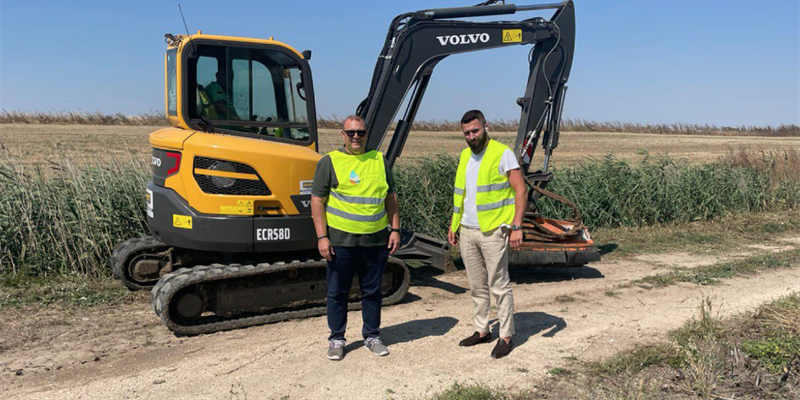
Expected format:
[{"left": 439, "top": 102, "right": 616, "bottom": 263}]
[
  {"left": 327, "top": 339, "right": 345, "bottom": 361},
  {"left": 365, "top": 337, "right": 389, "bottom": 356}
]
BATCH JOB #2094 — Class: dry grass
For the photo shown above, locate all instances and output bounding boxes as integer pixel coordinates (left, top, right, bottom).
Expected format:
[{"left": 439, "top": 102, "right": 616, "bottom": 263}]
[
  {"left": 0, "top": 110, "right": 168, "bottom": 126},
  {"left": 2, "top": 123, "right": 798, "bottom": 170},
  {"left": 722, "top": 147, "right": 800, "bottom": 183},
  {"left": 282, "top": 128, "right": 800, "bottom": 167},
  {"left": 757, "top": 302, "right": 800, "bottom": 337},
  {"left": 318, "top": 116, "right": 800, "bottom": 137},
  {"left": 529, "top": 294, "right": 800, "bottom": 400},
  {"left": 2, "top": 111, "right": 798, "bottom": 136}
]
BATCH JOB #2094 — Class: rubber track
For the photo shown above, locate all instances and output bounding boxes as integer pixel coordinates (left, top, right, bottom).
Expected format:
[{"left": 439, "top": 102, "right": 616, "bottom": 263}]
[
  {"left": 112, "top": 236, "right": 168, "bottom": 291},
  {"left": 151, "top": 257, "right": 411, "bottom": 335}
]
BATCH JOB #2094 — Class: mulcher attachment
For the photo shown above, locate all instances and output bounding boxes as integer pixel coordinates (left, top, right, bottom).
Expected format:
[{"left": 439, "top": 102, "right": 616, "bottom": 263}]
[
  {"left": 509, "top": 178, "right": 600, "bottom": 268},
  {"left": 510, "top": 215, "right": 600, "bottom": 267}
]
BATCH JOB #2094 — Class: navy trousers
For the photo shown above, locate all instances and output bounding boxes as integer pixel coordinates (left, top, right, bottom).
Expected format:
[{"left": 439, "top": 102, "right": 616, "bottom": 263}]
[{"left": 326, "top": 245, "right": 389, "bottom": 341}]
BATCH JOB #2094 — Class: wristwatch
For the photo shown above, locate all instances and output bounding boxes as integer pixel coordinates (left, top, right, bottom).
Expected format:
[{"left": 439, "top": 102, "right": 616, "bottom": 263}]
[
  {"left": 390, "top": 228, "right": 401, "bottom": 233},
  {"left": 510, "top": 224, "right": 521, "bottom": 231}
]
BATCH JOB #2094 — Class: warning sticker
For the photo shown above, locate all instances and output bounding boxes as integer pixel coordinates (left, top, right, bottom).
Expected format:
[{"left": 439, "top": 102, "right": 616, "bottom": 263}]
[
  {"left": 220, "top": 202, "right": 254, "bottom": 215},
  {"left": 237, "top": 200, "right": 254, "bottom": 215},
  {"left": 173, "top": 214, "right": 193, "bottom": 229},
  {"left": 146, "top": 189, "right": 154, "bottom": 218},
  {"left": 300, "top": 180, "right": 313, "bottom": 195},
  {"left": 502, "top": 29, "right": 522, "bottom": 43}
]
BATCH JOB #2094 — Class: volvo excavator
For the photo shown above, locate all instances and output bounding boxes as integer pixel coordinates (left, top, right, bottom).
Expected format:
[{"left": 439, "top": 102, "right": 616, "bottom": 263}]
[{"left": 112, "top": 1, "right": 599, "bottom": 335}]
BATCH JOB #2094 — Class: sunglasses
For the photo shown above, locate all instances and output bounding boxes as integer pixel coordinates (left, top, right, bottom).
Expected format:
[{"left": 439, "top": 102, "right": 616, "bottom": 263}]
[{"left": 343, "top": 130, "right": 367, "bottom": 137}]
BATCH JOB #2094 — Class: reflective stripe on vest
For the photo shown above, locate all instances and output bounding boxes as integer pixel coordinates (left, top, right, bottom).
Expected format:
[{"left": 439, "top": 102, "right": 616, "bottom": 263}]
[
  {"left": 326, "top": 150, "right": 389, "bottom": 234},
  {"left": 450, "top": 139, "right": 516, "bottom": 233}
]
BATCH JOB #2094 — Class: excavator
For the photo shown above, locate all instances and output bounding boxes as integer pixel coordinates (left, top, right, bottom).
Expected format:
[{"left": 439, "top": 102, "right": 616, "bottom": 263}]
[{"left": 112, "top": 1, "right": 599, "bottom": 335}]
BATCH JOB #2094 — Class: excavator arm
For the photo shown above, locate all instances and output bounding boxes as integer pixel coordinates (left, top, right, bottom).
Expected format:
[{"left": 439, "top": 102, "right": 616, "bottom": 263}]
[
  {"left": 359, "top": 1, "right": 597, "bottom": 270},
  {"left": 357, "top": 1, "right": 575, "bottom": 176}
]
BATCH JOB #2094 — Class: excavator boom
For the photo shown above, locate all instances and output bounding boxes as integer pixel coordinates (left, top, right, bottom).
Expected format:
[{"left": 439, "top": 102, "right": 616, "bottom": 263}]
[
  {"left": 357, "top": 1, "right": 575, "bottom": 173},
  {"left": 356, "top": 1, "right": 597, "bottom": 268}
]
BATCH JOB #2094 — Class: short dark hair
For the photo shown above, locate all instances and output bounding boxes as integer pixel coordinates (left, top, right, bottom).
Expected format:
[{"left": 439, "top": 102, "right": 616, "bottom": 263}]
[
  {"left": 460, "top": 109, "right": 486, "bottom": 127},
  {"left": 342, "top": 115, "right": 366, "bottom": 130}
]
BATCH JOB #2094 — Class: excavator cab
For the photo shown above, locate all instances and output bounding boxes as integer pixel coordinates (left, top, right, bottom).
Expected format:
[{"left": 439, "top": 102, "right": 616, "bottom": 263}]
[{"left": 165, "top": 34, "right": 316, "bottom": 144}]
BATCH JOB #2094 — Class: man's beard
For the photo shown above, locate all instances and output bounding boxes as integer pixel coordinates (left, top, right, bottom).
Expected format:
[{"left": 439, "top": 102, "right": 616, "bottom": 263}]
[{"left": 469, "top": 133, "right": 488, "bottom": 152}]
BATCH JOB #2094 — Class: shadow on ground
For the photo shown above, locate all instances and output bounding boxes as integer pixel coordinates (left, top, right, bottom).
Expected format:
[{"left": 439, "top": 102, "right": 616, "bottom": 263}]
[
  {"left": 410, "top": 264, "right": 604, "bottom": 295},
  {"left": 490, "top": 311, "right": 566, "bottom": 348},
  {"left": 509, "top": 266, "right": 603, "bottom": 284},
  {"left": 598, "top": 243, "right": 619, "bottom": 255},
  {"left": 344, "top": 316, "right": 459, "bottom": 351},
  {"left": 410, "top": 265, "right": 468, "bottom": 294},
  {"left": 400, "top": 292, "right": 422, "bottom": 304}
]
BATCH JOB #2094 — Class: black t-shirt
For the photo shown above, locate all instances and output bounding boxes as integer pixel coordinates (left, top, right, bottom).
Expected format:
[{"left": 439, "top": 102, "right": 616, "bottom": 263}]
[{"left": 311, "top": 147, "right": 395, "bottom": 247}]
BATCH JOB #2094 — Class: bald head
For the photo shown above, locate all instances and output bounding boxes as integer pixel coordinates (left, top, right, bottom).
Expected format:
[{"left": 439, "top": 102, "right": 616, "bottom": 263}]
[{"left": 342, "top": 115, "right": 365, "bottom": 130}]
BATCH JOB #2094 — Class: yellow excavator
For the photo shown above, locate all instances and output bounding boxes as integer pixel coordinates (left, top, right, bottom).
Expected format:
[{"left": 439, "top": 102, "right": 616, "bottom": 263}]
[{"left": 113, "top": 1, "right": 598, "bottom": 335}]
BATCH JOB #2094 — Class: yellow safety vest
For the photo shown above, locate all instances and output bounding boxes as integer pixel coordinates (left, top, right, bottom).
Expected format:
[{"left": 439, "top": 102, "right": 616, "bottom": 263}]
[
  {"left": 451, "top": 139, "right": 516, "bottom": 233},
  {"left": 326, "top": 150, "right": 389, "bottom": 234},
  {"left": 197, "top": 85, "right": 219, "bottom": 119}
]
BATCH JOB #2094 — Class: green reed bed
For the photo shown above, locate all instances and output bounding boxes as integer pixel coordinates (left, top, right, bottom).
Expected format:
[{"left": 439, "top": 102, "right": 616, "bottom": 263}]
[
  {"left": 0, "top": 156, "right": 149, "bottom": 277},
  {"left": 397, "top": 152, "right": 799, "bottom": 238},
  {"left": 1, "top": 152, "right": 797, "bottom": 278}
]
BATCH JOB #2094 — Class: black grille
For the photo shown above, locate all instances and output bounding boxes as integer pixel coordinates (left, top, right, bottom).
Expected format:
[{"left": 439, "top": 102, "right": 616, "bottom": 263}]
[
  {"left": 193, "top": 157, "right": 271, "bottom": 196},
  {"left": 194, "top": 157, "right": 257, "bottom": 174}
]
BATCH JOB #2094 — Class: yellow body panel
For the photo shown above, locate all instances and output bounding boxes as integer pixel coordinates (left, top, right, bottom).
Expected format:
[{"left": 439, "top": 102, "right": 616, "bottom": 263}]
[
  {"left": 155, "top": 131, "right": 321, "bottom": 216},
  {"left": 150, "top": 127, "right": 195, "bottom": 150}
]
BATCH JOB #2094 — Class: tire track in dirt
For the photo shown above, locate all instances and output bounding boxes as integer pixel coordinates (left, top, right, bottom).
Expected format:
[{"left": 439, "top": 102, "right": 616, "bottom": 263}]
[{"left": 2, "top": 238, "right": 799, "bottom": 400}]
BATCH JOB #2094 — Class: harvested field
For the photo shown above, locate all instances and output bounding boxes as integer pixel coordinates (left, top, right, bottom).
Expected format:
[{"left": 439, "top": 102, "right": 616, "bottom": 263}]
[{"left": 1, "top": 124, "right": 798, "bottom": 168}]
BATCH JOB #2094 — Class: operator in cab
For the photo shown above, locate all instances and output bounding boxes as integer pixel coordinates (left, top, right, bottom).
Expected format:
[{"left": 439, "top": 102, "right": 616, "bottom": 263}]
[
  {"left": 310, "top": 115, "right": 402, "bottom": 361},
  {"left": 201, "top": 70, "right": 239, "bottom": 120}
]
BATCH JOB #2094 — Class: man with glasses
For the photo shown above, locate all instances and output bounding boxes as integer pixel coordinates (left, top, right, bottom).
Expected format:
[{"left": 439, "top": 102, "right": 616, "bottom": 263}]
[
  {"left": 448, "top": 109, "right": 527, "bottom": 359},
  {"left": 310, "top": 115, "right": 402, "bottom": 361}
]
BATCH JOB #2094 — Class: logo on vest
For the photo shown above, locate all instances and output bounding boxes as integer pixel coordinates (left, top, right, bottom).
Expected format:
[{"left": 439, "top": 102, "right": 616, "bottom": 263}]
[{"left": 349, "top": 170, "right": 361, "bottom": 185}]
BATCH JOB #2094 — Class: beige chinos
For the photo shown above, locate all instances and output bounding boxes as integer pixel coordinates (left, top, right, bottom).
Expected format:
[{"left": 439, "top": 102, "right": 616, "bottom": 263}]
[{"left": 459, "top": 226, "right": 515, "bottom": 338}]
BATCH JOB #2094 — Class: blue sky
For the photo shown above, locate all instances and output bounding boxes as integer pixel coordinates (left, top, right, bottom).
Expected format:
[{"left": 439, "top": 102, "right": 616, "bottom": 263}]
[{"left": 1, "top": 0, "right": 798, "bottom": 126}]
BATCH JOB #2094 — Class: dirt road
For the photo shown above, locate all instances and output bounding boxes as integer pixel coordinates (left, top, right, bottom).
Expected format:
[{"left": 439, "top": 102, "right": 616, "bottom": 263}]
[{"left": 2, "top": 239, "right": 799, "bottom": 400}]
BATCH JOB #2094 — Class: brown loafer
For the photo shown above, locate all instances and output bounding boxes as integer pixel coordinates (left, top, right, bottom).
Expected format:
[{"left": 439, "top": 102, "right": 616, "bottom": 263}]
[
  {"left": 459, "top": 331, "right": 492, "bottom": 347},
  {"left": 491, "top": 338, "right": 513, "bottom": 359}
]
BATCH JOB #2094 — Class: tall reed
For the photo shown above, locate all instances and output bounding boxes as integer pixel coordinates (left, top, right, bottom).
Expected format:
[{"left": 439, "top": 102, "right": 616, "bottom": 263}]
[
  {"left": 395, "top": 153, "right": 800, "bottom": 239},
  {"left": 0, "top": 154, "right": 149, "bottom": 277},
  {"left": 1, "top": 151, "right": 797, "bottom": 278}
]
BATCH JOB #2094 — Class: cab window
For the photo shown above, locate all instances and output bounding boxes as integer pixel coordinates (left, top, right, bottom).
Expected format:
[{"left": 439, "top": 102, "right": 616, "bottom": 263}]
[
  {"left": 188, "top": 44, "right": 310, "bottom": 142},
  {"left": 166, "top": 49, "right": 177, "bottom": 116}
]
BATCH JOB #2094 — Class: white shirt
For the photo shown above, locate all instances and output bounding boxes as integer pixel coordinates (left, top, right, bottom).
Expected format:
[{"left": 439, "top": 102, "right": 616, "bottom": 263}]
[{"left": 460, "top": 147, "right": 520, "bottom": 229}]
